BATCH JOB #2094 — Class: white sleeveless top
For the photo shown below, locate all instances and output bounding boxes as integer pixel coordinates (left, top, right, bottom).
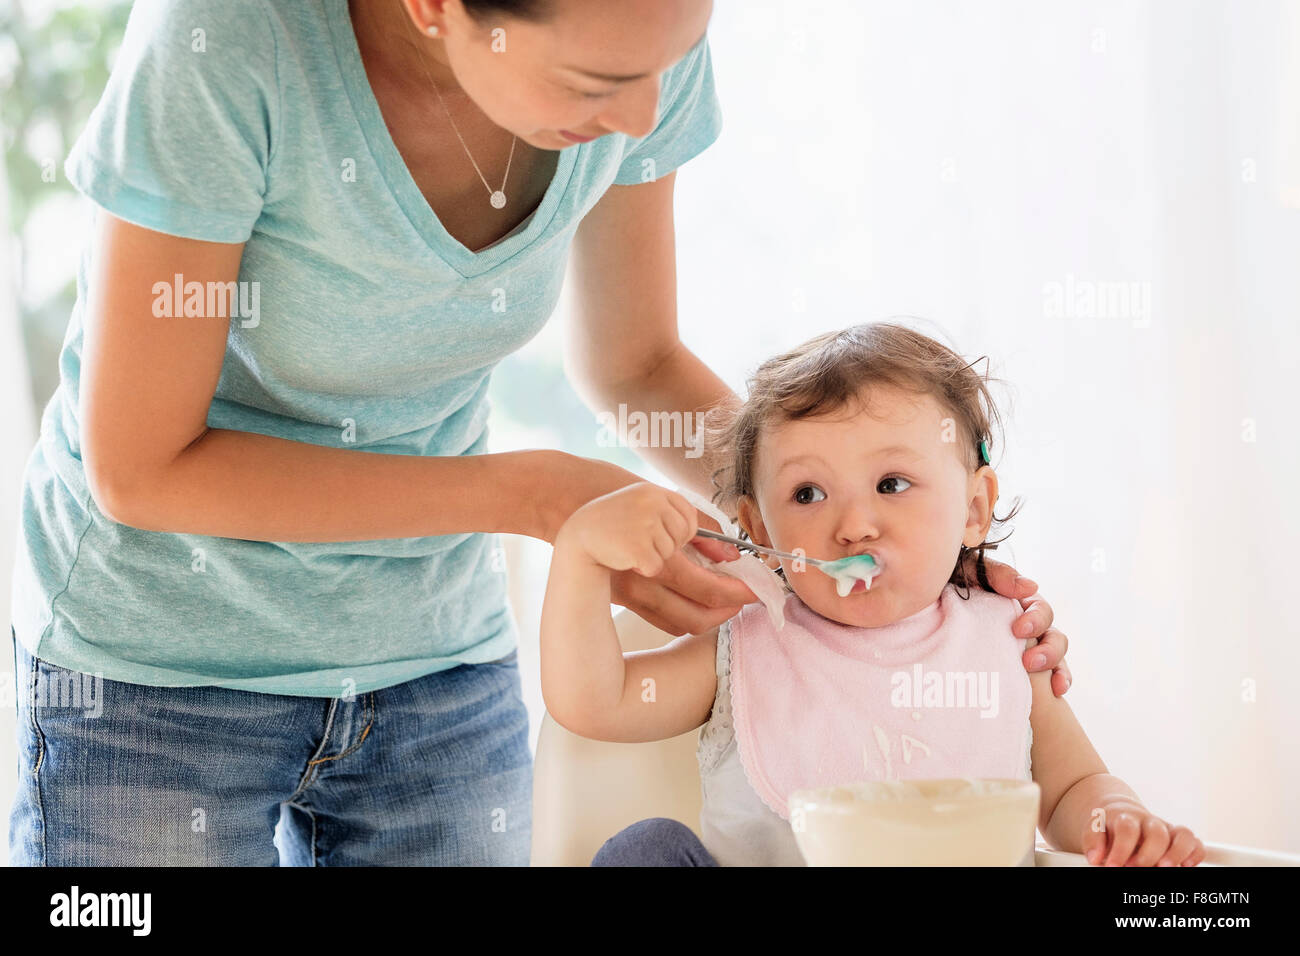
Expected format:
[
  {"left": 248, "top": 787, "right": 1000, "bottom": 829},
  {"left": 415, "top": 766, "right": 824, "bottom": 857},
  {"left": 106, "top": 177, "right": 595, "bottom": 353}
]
[{"left": 695, "top": 618, "right": 1035, "bottom": 867}]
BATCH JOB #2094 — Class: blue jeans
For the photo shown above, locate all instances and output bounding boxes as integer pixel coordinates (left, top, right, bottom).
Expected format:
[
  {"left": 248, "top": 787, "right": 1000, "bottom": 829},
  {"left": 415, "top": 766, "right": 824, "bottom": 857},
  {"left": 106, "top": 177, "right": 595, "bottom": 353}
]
[
  {"left": 8, "top": 626, "right": 532, "bottom": 865},
  {"left": 591, "top": 817, "right": 719, "bottom": 866}
]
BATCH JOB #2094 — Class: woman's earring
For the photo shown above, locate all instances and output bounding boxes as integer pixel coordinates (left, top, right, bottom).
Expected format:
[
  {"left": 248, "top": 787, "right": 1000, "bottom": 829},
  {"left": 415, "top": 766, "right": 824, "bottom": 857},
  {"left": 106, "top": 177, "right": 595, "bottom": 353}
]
[{"left": 426, "top": 24, "right": 440, "bottom": 37}]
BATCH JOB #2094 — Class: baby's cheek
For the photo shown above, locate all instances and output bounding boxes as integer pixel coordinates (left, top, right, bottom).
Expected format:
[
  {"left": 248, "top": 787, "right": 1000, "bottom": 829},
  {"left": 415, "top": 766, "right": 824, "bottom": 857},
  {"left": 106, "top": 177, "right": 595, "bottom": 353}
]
[{"left": 784, "top": 567, "right": 827, "bottom": 608}]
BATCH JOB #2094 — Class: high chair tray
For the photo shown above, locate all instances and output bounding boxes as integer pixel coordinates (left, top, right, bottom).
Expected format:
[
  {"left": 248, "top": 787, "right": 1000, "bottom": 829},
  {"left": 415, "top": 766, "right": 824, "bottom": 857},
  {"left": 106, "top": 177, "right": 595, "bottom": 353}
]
[{"left": 1034, "top": 840, "right": 1300, "bottom": 867}]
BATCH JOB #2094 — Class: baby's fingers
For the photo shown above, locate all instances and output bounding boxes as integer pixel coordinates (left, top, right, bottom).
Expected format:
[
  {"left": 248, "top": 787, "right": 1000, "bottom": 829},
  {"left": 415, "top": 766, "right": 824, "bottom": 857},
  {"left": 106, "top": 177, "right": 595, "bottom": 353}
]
[
  {"left": 1102, "top": 809, "right": 1144, "bottom": 866},
  {"left": 1127, "top": 817, "right": 1172, "bottom": 867},
  {"left": 1157, "top": 827, "right": 1206, "bottom": 867},
  {"left": 1082, "top": 823, "right": 1109, "bottom": 865},
  {"left": 665, "top": 491, "right": 700, "bottom": 538},
  {"left": 653, "top": 493, "right": 696, "bottom": 553},
  {"left": 635, "top": 552, "right": 666, "bottom": 578},
  {"left": 643, "top": 527, "right": 678, "bottom": 574}
]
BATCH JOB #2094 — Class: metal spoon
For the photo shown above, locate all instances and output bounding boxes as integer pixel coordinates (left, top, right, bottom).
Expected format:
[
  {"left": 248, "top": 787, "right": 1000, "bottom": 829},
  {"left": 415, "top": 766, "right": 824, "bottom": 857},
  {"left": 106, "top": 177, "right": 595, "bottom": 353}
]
[{"left": 692, "top": 528, "right": 882, "bottom": 580}]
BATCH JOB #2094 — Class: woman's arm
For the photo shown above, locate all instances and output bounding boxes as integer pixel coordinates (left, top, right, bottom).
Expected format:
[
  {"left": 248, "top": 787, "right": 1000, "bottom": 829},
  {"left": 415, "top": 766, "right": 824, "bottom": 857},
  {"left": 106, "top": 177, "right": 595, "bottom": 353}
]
[
  {"left": 563, "top": 171, "right": 760, "bottom": 635},
  {"left": 81, "top": 211, "right": 571, "bottom": 542},
  {"left": 568, "top": 170, "right": 735, "bottom": 500}
]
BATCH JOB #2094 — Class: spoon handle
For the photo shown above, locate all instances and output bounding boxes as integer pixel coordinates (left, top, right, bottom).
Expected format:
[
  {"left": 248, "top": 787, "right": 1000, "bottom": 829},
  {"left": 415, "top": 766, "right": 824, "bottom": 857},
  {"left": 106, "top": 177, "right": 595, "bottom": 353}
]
[{"left": 692, "top": 528, "right": 819, "bottom": 565}]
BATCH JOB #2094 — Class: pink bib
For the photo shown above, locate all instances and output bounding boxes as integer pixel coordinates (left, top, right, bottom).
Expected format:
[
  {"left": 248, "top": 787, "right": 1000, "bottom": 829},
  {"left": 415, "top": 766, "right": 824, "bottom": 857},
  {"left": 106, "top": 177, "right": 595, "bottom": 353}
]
[{"left": 730, "top": 583, "right": 1034, "bottom": 820}]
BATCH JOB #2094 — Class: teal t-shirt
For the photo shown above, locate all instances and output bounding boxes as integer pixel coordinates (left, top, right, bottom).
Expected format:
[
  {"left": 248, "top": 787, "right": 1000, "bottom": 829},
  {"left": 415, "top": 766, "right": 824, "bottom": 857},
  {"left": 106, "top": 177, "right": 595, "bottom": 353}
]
[{"left": 10, "top": 0, "right": 723, "bottom": 697}]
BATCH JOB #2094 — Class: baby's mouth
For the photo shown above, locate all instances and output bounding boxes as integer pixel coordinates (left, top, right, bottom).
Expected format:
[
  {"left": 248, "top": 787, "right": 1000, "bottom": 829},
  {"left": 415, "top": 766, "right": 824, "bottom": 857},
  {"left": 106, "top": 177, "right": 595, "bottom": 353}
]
[{"left": 819, "top": 552, "right": 884, "bottom": 597}]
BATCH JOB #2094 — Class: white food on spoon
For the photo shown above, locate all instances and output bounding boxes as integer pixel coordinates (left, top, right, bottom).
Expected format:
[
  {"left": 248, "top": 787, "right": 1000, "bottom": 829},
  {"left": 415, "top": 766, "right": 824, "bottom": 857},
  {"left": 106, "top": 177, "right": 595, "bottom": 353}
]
[{"left": 820, "top": 554, "right": 882, "bottom": 597}]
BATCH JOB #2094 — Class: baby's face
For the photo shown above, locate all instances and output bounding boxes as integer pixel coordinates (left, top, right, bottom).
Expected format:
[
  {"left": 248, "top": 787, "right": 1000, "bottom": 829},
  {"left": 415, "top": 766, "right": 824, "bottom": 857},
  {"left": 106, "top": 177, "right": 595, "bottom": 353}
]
[{"left": 736, "top": 386, "right": 998, "bottom": 628}]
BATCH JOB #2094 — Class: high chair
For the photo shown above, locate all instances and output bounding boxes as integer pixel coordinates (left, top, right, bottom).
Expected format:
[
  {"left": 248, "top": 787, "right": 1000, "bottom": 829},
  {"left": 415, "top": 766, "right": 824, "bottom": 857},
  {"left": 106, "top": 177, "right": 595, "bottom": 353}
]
[
  {"left": 529, "top": 609, "right": 1298, "bottom": 867},
  {"left": 530, "top": 607, "right": 705, "bottom": 867}
]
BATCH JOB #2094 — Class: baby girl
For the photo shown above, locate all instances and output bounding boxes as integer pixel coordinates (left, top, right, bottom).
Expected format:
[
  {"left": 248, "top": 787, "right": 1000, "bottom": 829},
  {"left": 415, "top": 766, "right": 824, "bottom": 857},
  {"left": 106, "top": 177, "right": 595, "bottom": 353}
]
[{"left": 540, "top": 322, "right": 1205, "bottom": 867}]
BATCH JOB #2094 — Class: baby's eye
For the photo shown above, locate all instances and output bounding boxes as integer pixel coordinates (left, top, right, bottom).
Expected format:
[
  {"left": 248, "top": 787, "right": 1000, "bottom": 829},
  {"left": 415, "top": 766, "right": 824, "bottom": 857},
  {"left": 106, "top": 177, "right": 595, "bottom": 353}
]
[
  {"left": 793, "top": 484, "right": 826, "bottom": 505},
  {"left": 879, "top": 476, "right": 912, "bottom": 495}
]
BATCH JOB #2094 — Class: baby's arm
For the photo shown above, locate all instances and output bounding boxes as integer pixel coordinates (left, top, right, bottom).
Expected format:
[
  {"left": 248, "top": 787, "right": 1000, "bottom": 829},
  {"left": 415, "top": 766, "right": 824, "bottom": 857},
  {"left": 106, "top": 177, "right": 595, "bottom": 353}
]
[
  {"left": 1028, "top": 664, "right": 1206, "bottom": 866},
  {"left": 540, "top": 482, "right": 721, "bottom": 743}
]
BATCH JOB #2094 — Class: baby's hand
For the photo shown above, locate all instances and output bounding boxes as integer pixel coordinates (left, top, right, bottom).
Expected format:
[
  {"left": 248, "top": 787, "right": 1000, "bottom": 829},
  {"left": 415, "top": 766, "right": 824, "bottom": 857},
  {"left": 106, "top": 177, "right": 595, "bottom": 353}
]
[
  {"left": 556, "top": 481, "right": 699, "bottom": 578},
  {"left": 1082, "top": 804, "right": 1206, "bottom": 866}
]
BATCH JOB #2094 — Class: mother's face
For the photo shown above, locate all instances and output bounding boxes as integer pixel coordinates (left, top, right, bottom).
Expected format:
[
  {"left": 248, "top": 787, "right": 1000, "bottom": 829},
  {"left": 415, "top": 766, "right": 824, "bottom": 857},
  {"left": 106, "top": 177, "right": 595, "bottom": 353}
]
[{"left": 431, "top": 0, "right": 714, "bottom": 150}]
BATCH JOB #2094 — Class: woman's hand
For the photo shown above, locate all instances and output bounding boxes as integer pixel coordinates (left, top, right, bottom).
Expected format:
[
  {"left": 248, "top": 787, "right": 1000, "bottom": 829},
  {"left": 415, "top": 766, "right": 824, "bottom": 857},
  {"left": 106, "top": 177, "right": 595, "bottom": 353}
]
[
  {"left": 548, "top": 462, "right": 758, "bottom": 636},
  {"left": 962, "top": 551, "right": 1072, "bottom": 697},
  {"left": 607, "top": 535, "right": 757, "bottom": 637},
  {"left": 1081, "top": 804, "right": 1206, "bottom": 867}
]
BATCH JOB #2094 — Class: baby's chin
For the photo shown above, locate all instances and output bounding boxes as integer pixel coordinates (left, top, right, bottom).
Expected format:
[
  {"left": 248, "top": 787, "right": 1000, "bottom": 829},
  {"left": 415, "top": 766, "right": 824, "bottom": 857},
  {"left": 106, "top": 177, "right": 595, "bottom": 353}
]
[{"left": 788, "top": 574, "right": 904, "bottom": 628}]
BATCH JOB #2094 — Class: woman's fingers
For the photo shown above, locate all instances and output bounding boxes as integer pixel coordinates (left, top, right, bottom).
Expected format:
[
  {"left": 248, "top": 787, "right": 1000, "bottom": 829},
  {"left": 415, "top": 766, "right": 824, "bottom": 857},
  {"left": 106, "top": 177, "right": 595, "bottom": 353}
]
[
  {"left": 661, "top": 548, "right": 757, "bottom": 607},
  {"left": 689, "top": 510, "right": 741, "bottom": 562},
  {"left": 607, "top": 505, "right": 756, "bottom": 634},
  {"left": 690, "top": 535, "right": 739, "bottom": 563},
  {"left": 1051, "top": 658, "right": 1073, "bottom": 696},
  {"left": 1013, "top": 592, "right": 1055, "bottom": 639},
  {"left": 974, "top": 552, "right": 1073, "bottom": 696},
  {"left": 1025, "top": 626, "right": 1072, "bottom": 695},
  {"left": 968, "top": 553, "right": 1040, "bottom": 602},
  {"left": 1026, "top": 626, "right": 1069, "bottom": 672},
  {"left": 611, "top": 567, "right": 745, "bottom": 636},
  {"left": 970, "top": 553, "right": 1054, "bottom": 638}
]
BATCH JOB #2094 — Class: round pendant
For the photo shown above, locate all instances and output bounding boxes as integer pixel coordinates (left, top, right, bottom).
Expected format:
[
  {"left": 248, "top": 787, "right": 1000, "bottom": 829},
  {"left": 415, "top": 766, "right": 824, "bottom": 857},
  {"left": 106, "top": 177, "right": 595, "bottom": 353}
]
[{"left": 490, "top": 190, "right": 507, "bottom": 209}]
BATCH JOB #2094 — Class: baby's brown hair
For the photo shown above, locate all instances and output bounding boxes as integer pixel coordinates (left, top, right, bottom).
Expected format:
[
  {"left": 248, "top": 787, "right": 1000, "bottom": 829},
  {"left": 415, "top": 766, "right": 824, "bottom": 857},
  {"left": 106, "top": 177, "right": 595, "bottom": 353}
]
[{"left": 700, "top": 321, "right": 1023, "bottom": 596}]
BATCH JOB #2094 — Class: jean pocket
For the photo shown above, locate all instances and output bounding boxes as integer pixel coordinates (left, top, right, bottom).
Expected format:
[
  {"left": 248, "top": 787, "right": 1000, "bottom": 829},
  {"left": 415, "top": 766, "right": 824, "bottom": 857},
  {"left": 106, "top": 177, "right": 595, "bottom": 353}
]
[{"left": 30, "top": 653, "right": 108, "bottom": 727}]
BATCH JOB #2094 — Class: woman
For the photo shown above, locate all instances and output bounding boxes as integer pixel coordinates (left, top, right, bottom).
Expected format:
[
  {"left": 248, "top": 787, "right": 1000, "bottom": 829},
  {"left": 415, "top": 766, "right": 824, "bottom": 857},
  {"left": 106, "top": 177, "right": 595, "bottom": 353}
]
[{"left": 8, "top": 0, "right": 1070, "bottom": 865}]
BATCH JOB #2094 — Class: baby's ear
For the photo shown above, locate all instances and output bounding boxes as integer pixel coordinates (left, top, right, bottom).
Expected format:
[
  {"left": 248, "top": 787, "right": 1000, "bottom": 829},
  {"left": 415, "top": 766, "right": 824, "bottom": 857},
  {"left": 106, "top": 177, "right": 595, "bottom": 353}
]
[{"left": 735, "top": 494, "right": 759, "bottom": 539}]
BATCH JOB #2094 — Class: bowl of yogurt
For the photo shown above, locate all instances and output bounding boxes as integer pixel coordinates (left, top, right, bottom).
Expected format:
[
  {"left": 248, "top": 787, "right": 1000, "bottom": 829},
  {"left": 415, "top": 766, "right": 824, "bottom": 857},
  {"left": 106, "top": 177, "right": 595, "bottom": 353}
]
[{"left": 788, "top": 778, "right": 1041, "bottom": 866}]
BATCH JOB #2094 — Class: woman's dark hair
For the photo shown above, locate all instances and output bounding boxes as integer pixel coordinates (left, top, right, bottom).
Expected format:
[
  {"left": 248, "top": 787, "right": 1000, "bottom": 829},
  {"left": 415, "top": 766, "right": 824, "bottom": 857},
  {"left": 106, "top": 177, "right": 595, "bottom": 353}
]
[
  {"left": 461, "top": 0, "right": 554, "bottom": 24},
  {"left": 699, "top": 321, "right": 1024, "bottom": 599}
]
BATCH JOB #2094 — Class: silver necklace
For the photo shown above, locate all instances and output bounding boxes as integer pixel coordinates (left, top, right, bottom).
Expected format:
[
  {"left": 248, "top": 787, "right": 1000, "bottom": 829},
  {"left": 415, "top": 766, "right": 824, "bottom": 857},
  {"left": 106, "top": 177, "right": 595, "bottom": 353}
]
[{"left": 409, "top": 34, "right": 515, "bottom": 209}]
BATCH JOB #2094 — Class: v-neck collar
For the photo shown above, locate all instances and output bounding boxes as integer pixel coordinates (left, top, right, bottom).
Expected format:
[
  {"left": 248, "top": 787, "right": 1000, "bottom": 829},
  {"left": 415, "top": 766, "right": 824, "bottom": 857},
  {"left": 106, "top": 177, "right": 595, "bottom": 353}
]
[{"left": 326, "top": 0, "right": 579, "bottom": 279}]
